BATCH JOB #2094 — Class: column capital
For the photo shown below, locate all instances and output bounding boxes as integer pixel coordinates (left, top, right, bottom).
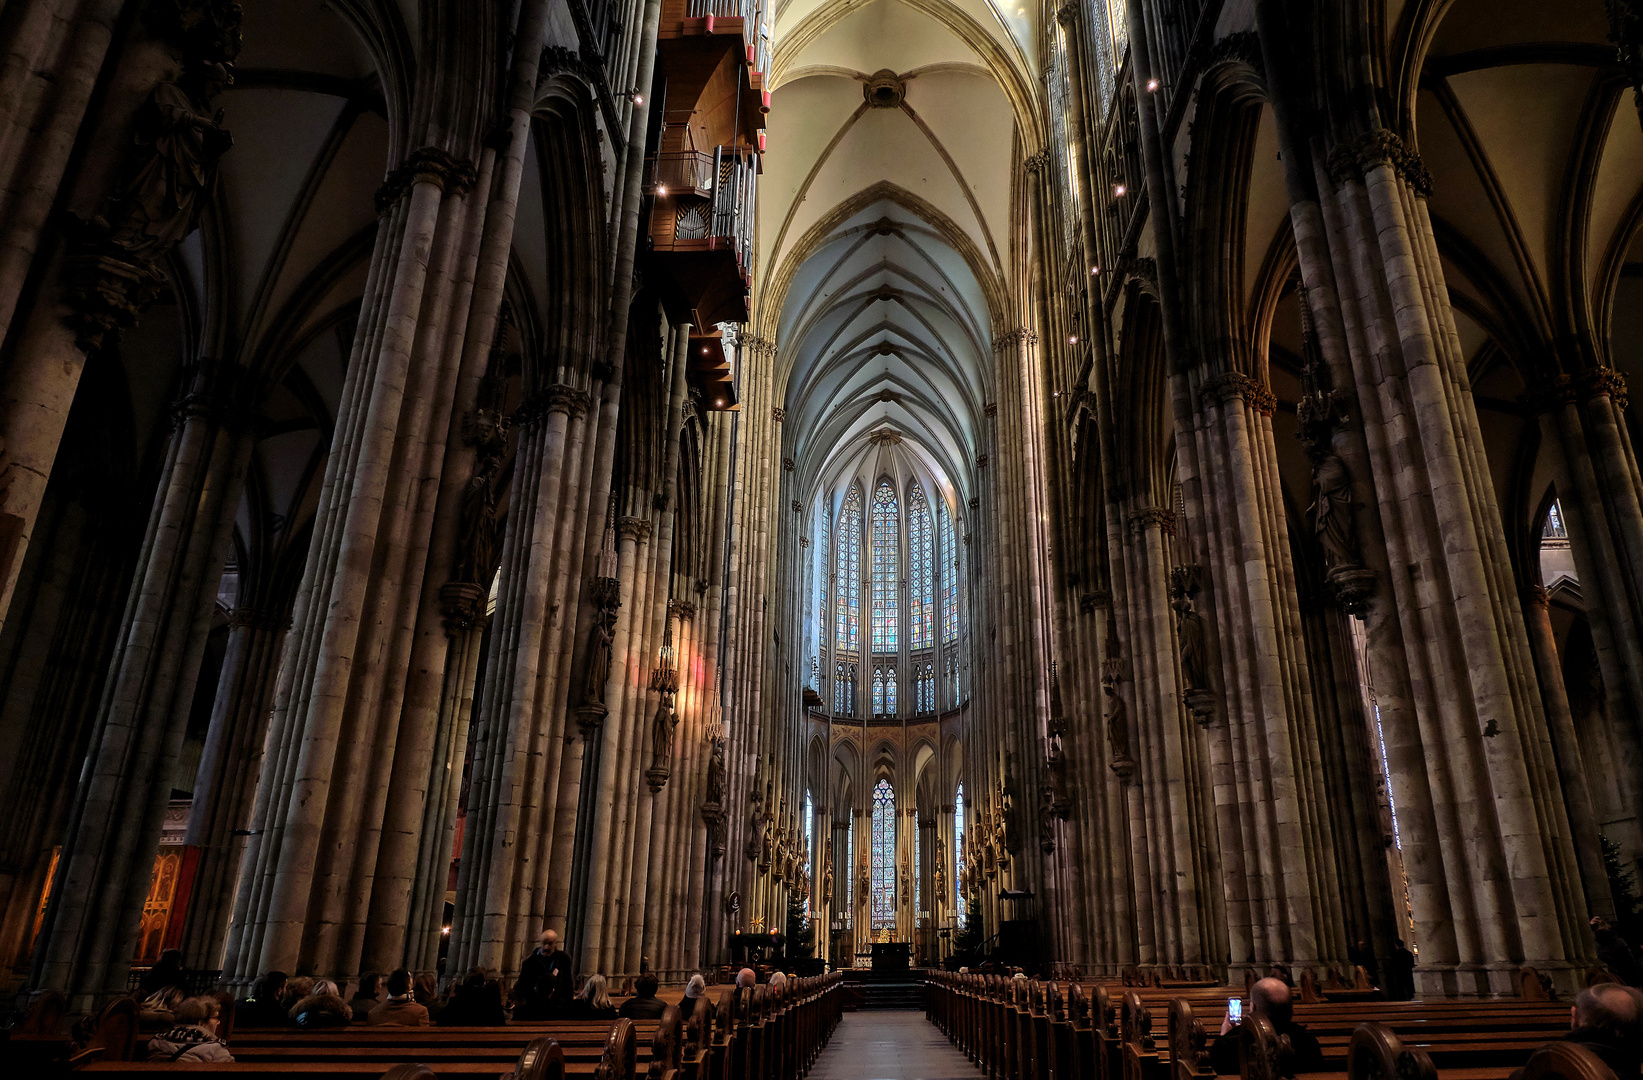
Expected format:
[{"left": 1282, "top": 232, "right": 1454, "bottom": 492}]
[
  {"left": 1576, "top": 366, "right": 1629, "bottom": 410},
  {"left": 1324, "top": 129, "right": 1433, "bottom": 196},
  {"left": 618, "top": 516, "right": 653, "bottom": 541},
  {"left": 375, "top": 146, "right": 478, "bottom": 213},
  {"left": 1128, "top": 506, "right": 1175, "bottom": 536},
  {"left": 1522, "top": 584, "right": 1552, "bottom": 610},
  {"left": 1198, "top": 370, "right": 1276, "bottom": 417}
]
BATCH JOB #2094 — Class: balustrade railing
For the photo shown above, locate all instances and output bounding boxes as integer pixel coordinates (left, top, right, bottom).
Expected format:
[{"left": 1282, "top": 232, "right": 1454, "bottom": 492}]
[
  {"left": 650, "top": 150, "right": 717, "bottom": 196},
  {"left": 687, "top": 0, "right": 755, "bottom": 19}
]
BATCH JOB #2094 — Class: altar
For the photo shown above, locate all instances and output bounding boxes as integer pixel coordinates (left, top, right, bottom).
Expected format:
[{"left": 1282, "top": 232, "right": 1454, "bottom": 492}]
[{"left": 870, "top": 941, "right": 910, "bottom": 972}]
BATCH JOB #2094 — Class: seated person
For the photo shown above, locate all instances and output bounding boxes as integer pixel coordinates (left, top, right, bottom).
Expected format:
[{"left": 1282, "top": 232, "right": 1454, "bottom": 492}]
[
  {"left": 139, "top": 986, "right": 186, "bottom": 1029},
  {"left": 683, "top": 974, "right": 707, "bottom": 1004},
  {"left": 237, "top": 972, "right": 290, "bottom": 1028},
  {"left": 147, "top": 996, "right": 234, "bottom": 1062},
  {"left": 440, "top": 970, "right": 508, "bottom": 1026},
  {"left": 1210, "top": 977, "right": 1325, "bottom": 1076},
  {"left": 368, "top": 969, "right": 431, "bottom": 1026},
  {"left": 1511, "top": 984, "right": 1643, "bottom": 1080},
  {"left": 619, "top": 974, "right": 669, "bottom": 1019},
  {"left": 348, "top": 973, "right": 382, "bottom": 1021},
  {"left": 289, "top": 978, "right": 353, "bottom": 1028},
  {"left": 566, "top": 973, "right": 618, "bottom": 1020}
]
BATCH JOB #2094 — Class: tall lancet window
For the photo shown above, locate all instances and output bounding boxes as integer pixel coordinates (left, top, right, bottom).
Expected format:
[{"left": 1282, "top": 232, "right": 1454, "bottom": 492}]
[
  {"left": 836, "top": 485, "right": 862, "bottom": 653},
  {"left": 940, "top": 502, "right": 957, "bottom": 645},
  {"left": 954, "top": 784, "right": 967, "bottom": 921},
  {"left": 804, "top": 790, "right": 814, "bottom": 915},
  {"left": 870, "top": 480, "right": 899, "bottom": 653},
  {"left": 871, "top": 778, "right": 896, "bottom": 932},
  {"left": 908, "top": 482, "right": 934, "bottom": 650}
]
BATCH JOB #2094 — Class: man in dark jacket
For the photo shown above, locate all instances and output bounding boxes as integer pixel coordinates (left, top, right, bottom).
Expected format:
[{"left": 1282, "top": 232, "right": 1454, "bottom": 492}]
[
  {"left": 236, "top": 972, "right": 290, "bottom": 1028},
  {"left": 1210, "top": 978, "right": 1325, "bottom": 1076},
  {"left": 1510, "top": 985, "right": 1643, "bottom": 1080},
  {"left": 513, "top": 929, "right": 573, "bottom": 1020},
  {"left": 619, "top": 974, "right": 669, "bottom": 1019}
]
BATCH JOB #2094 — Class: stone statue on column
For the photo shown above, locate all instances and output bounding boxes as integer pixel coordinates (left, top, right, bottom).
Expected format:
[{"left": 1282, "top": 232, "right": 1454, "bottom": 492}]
[
  {"left": 705, "top": 733, "right": 726, "bottom": 805},
  {"left": 66, "top": 56, "right": 237, "bottom": 350},
  {"left": 1169, "top": 565, "right": 1217, "bottom": 723}
]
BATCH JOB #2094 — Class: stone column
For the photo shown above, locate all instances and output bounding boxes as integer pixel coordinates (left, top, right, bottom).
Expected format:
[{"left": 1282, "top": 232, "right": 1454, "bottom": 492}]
[
  {"left": 1520, "top": 585, "right": 1611, "bottom": 919},
  {"left": 400, "top": 584, "right": 490, "bottom": 974},
  {"left": 1178, "top": 370, "right": 1349, "bottom": 972},
  {"left": 1308, "top": 130, "right": 1588, "bottom": 991},
  {"left": 34, "top": 361, "right": 255, "bottom": 1007},
  {"left": 1542, "top": 376, "right": 1643, "bottom": 862},
  {"left": 0, "top": 3, "right": 240, "bottom": 636},
  {"left": 448, "top": 384, "right": 594, "bottom": 977},
  {"left": 179, "top": 607, "right": 290, "bottom": 971}
]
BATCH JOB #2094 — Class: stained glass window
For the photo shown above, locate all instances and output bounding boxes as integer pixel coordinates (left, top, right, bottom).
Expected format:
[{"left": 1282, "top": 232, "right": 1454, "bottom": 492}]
[
  {"left": 804, "top": 790, "right": 814, "bottom": 915},
  {"left": 954, "top": 785, "right": 966, "bottom": 921},
  {"left": 872, "top": 669, "right": 885, "bottom": 715},
  {"left": 916, "top": 661, "right": 934, "bottom": 713},
  {"left": 909, "top": 482, "right": 934, "bottom": 650},
  {"left": 871, "top": 778, "right": 895, "bottom": 930},
  {"left": 870, "top": 480, "right": 899, "bottom": 653},
  {"left": 886, "top": 667, "right": 897, "bottom": 714},
  {"left": 835, "top": 660, "right": 855, "bottom": 715},
  {"left": 836, "top": 485, "right": 862, "bottom": 652},
  {"left": 940, "top": 502, "right": 958, "bottom": 645}
]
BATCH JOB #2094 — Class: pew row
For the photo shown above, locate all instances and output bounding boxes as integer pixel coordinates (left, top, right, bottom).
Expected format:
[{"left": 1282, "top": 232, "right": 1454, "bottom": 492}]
[
  {"left": 924, "top": 970, "right": 1586, "bottom": 1080},
  {"left": 64, "top": 971, "right": 844, "bottom": 1080}
]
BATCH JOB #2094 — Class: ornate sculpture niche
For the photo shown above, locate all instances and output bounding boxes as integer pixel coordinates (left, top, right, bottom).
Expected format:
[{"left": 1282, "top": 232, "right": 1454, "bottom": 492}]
[
  {"left": 644, "top": 617, "right": 681, "bottom": 793},
  {"left": 1169, "top": 565, "right": 1217, "bottom": 724},
  {"left": 1295, "top": 287, "right": 1376, "bottom": 614},
  {"left": 452, "top": 321, "right": 512, "bottom": 590},
  {"left": 66, "top": 59, "right": 237, "bottom": 351},
  {"left": 1000, "top": 753, "right": 1024, "bottom": 855},
  {"left": 701, "top": 732, "right": 727, "bottom": 859},
  {"left": 1103, "top": 608, "right": 1136, "bottom": 782},
  {"left": 579, "top": 496, "right": 622, "bottom": 730}
]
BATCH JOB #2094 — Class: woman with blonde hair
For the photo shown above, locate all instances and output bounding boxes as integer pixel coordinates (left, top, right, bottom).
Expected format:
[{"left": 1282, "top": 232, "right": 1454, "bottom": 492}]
[
  {"left": 566, "top": 973, "right": 616, "bottom": 1019},
  {"left": 147, "top": 996, "right": 234, "bottom": 1062}
]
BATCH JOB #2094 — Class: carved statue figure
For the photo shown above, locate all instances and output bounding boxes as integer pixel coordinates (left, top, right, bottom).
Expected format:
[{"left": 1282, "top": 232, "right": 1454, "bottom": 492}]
[
  {"left": 454, "top": 456, "right": 501, "bottom": 585},
  {"left": 1171, "top": 593, "right": 1209, "bottom": 690},
  {"left": 583, "top": 603, "right": 618, "bottom": 705},
  {"left": 1309, "top": 450, "right": 1359, "bottom": 568},
  {"left": 1105, "top": 682, "right": 1130, "bottom": 764},
  {"left": 745, "top": 812, "right": 762, "bottom": 862},
  {"left": 705, "top": 735, "right": 726, "bottom": 805},
  {"left": 649, "top": 698, "right": 677, "bottom": 774},
  {"left": 106, "top": 64, "right": 235, "bottom": 263},
  {"left": 899, "top": 854, "right": 909, "bottom": 898}
]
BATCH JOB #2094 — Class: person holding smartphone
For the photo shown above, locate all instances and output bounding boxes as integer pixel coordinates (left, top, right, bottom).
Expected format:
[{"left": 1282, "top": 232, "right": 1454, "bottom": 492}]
[{"left": 1209, "top": 978, "right": 1325, "bottom": 1076}]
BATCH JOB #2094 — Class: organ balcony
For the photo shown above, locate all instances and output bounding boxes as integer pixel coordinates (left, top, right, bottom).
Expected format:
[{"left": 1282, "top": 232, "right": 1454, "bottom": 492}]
[
  {"left": 646, "top": 142, "right": 757, "bottom": 328},
  {"left": 658, "top": 0, "right": 771, "bottom": 143}
]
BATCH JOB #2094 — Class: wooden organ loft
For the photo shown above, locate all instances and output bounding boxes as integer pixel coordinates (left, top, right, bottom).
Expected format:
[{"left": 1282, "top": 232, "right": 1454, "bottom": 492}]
[{"left": 646, "top": 0, "right": 770, "bottom": 412}]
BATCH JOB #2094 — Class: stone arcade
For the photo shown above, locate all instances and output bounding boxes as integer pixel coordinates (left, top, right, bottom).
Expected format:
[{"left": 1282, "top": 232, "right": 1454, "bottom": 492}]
[{"left": 0, "top": 0, "right": 1639, "bottom": 1022}]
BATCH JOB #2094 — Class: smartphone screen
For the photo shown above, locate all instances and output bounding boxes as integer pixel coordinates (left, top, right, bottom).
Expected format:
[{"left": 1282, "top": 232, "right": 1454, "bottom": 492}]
[{"left": 1229, "top": 998, "right": 1243, "bottom": 1021}]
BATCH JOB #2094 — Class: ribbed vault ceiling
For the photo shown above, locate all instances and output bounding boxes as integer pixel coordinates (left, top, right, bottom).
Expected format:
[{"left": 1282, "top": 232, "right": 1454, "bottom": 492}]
[{"left": 761, "top": 0, "right": 1034, "bottom": 508}]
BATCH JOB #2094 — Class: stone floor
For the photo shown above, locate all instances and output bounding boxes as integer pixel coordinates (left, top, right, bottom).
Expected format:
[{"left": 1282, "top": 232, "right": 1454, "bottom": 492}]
[{"left": 809, "top": 1011, "right": 982, "bottom": 1079}]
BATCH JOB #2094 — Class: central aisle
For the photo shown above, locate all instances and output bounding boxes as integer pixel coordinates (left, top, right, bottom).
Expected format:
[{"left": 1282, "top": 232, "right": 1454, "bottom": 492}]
[{"left": 811, "top": 1010, "right": 983, "bottom": 1080}]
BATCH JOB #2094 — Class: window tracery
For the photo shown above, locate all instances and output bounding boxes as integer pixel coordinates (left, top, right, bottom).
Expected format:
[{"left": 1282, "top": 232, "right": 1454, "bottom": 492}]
[
  {"left": 871, "top": 778, "right": 895, "bottom": 931},
  {"left": 836, "top": 485, "right": 862, "bottom": 654},
  {"left": 909, "top": 482, "right": 934, "bottom": 650},
  {"left": 871, "top": 480, "right": 899, "bottom": 653}
]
